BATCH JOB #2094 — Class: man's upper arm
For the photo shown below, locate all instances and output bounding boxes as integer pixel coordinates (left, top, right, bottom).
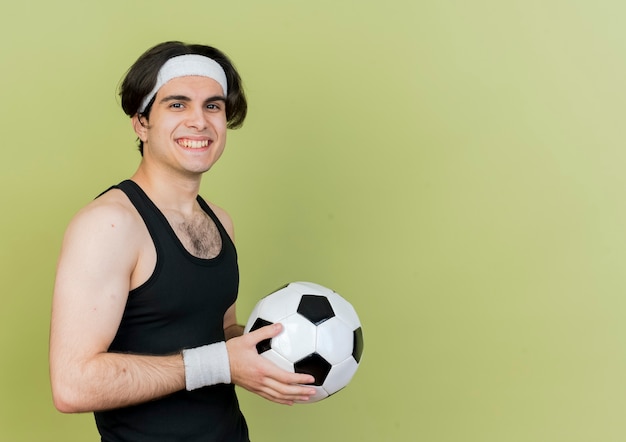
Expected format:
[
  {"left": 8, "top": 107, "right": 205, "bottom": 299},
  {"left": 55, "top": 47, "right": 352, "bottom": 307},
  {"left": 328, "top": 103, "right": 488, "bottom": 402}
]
[
  {"left": 50, "top": 197, "right": 139, "bottom": 373},
  {"left": 211, "top": 203, "right": 241, "bottom": 339}
]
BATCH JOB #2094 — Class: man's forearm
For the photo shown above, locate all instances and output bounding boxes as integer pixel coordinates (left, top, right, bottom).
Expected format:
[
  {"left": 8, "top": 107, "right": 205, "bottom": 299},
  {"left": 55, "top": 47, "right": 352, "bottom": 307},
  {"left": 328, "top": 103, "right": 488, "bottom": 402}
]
[
  {"left": 224, "top": 324, "right": 244, "bottom": 341},
  {"left": 52, "top": 352, "right": 185, "bottom": 413}
]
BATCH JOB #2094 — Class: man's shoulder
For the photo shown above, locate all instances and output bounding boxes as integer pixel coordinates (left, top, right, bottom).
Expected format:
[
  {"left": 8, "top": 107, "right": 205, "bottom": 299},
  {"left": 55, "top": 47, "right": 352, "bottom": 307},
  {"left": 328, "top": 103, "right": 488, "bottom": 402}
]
[
  {"left": 56, "top": 187, "right": 148, "bottom": 297},
  {"left": 203, "top": 200, "right": 234, "bottom": 240},
  {"left": 67, "top": 188, "right": 141, "bottom": 237}
]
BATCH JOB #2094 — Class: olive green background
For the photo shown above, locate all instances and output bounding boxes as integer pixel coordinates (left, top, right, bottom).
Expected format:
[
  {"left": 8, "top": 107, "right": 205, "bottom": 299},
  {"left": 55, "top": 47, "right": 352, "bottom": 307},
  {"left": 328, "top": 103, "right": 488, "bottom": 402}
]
[{"left": 2, "top": 0, "right": 626, "bottom": 440}]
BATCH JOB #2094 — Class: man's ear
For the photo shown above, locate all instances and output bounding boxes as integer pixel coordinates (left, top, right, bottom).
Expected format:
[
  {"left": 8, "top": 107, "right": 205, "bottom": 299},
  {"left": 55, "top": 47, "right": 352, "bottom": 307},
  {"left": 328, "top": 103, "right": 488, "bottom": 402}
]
[{"left": 132, "top": 114, "right": 148, "bottom": 142}]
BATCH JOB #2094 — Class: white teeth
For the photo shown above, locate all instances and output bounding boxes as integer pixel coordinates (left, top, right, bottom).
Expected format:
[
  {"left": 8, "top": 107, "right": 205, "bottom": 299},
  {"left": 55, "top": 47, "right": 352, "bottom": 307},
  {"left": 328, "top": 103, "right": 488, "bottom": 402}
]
[{"left": 179, "top": 139, "right": 209, "bottom": 149}]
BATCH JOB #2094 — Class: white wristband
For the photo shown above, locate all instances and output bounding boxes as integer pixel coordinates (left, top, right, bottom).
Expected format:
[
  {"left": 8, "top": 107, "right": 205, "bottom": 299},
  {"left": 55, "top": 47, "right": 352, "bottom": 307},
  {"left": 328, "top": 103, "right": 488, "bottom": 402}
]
[{"left": 182, "top": 341, "right": 231, "bottom": 391}]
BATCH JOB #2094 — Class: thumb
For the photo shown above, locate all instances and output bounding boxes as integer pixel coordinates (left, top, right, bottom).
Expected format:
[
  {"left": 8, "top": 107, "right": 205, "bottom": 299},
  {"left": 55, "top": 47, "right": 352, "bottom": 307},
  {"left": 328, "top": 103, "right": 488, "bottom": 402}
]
[{"left": 248, "top": 322, "right": 283, "bottom": 343}]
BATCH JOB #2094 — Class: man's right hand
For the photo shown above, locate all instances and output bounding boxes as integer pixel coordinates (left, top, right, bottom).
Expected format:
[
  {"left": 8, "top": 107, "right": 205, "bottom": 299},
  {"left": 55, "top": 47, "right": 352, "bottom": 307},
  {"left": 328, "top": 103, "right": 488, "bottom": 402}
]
[{"left": 226, "top": 323, "right": 317, "bottom": 405}]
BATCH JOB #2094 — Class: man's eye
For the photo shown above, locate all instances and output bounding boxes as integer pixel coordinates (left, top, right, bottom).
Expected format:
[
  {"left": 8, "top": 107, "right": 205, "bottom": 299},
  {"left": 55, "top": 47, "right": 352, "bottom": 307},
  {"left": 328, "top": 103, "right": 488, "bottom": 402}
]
[
  {"left": 170, "top": 103, "right": 184, "bottom": 109},
  {"left": 206, "top": 103, "right": 221, "bottom": 111}
]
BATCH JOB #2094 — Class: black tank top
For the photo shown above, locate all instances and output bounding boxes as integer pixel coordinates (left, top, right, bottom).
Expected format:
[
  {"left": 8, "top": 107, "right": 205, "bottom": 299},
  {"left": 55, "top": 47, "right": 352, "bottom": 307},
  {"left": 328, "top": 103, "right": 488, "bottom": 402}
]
[{"left": 94, "top": 180, "right": 249, "bottom": 442}]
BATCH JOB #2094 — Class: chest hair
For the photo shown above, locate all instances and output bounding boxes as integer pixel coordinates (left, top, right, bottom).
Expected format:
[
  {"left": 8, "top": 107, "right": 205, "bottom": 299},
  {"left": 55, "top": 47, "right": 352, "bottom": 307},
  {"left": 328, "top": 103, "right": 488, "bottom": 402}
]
[{"left": 166, "top": 209, "right": 222, "bottom": 259}]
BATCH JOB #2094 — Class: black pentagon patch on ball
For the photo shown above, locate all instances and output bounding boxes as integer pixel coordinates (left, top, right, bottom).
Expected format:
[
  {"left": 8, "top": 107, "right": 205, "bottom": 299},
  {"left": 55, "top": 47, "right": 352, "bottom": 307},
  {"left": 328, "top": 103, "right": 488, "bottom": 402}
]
[
  {"left": 353, "top": 327, "right": 364, "bottom": 363},
  {"left": 294, "top": 353, "right": 332, "bottom": 386},
  {"left": 297, "top": 295, "right": 335, "bottom": 325},
  {"left": 249, "top": 318, "right": 274, "bottom": 354}
]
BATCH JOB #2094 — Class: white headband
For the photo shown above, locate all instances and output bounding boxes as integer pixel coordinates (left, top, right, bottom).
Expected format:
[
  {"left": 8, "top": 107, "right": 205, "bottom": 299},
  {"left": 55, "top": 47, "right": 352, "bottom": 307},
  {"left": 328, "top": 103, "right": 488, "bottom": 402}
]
[{"left": 138, "top": 54, "right": 228, "bottom": 113}]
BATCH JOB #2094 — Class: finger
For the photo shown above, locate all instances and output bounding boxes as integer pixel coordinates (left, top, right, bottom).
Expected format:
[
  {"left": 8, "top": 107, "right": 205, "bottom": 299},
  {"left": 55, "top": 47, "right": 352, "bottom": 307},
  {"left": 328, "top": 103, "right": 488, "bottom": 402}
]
[
  {"left": 258, "top": 392, "right": 295, "bottom": 406},
  {"left": 264, "top": 362, "right": 315, "bottom": 386},
  {"left": 262, "top": 377, "right": 316, "bottom": 402},
  {"left": 248, "top": 323, "right": 283, "bottom": 343}
]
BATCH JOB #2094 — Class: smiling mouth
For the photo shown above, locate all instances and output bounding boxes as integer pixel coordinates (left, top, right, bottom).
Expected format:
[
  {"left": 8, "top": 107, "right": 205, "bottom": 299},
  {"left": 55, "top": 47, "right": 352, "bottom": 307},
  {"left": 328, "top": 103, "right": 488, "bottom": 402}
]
[{"left": 178, "top": 139, "right": 210, "bottom": 149}]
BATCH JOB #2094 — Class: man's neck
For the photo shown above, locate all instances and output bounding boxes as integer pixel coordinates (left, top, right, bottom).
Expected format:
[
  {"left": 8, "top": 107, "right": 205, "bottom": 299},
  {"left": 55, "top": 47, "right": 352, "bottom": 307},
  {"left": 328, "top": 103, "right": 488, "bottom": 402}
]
[{"left": 130, "top": 165, "right": 203, "bottom": 215}]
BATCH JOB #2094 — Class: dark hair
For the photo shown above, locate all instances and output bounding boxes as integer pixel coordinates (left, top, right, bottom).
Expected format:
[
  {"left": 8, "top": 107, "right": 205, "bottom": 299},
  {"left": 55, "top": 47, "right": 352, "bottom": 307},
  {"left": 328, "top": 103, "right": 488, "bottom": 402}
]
[{"left": 119, "top": 41, "right": 247, "bottom": 153}]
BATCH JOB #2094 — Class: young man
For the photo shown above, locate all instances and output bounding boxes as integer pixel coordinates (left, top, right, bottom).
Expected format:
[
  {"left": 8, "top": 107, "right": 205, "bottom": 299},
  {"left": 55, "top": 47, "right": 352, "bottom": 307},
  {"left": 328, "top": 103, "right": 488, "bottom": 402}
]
[{"left": 49, "top": 41, "right": 315, "bottom": 441}]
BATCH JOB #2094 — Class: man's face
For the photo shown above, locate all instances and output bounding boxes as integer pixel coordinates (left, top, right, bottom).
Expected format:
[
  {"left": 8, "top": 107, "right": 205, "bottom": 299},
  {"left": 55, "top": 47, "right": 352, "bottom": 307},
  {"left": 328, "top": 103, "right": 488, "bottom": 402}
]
[{"left": 136, "top": 75, "right": 228, "bottom": 177}]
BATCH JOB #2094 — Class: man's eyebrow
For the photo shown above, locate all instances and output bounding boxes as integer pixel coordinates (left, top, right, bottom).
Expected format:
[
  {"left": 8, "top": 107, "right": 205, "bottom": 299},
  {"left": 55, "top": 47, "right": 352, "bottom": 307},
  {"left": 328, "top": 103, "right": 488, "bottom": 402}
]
[
  {"left": 159, "top": 95, "right": 226, "bottom": 104},
  {"left": 204, "top": 95, "right": 226, "bottom": 104},
  {"left": 159, "top": 94, "right": 191, "bottom": 104}
]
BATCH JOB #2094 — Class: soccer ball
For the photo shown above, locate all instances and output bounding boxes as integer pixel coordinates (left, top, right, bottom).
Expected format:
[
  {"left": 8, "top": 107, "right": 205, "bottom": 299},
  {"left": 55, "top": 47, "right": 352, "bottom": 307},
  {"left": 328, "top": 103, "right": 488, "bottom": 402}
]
[{"left": 244, "top": 281, "right": 364, "bottom": 403}]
